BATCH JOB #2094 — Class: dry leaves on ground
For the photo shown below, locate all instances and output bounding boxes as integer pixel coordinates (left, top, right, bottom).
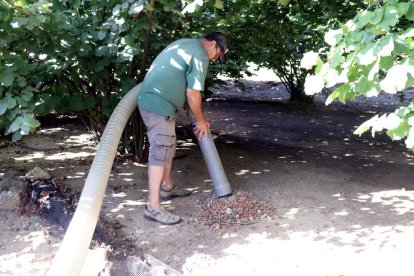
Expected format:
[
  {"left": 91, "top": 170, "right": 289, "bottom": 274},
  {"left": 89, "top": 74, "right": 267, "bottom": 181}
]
[{"left": 198, "top": 190, "right": 275, "bottom": 229}]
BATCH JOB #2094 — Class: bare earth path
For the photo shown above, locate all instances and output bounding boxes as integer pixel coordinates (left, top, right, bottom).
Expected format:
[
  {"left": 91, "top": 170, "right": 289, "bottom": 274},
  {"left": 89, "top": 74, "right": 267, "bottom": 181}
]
[{"left": 1, "top": 81, "right": 414, "bottom": 275}]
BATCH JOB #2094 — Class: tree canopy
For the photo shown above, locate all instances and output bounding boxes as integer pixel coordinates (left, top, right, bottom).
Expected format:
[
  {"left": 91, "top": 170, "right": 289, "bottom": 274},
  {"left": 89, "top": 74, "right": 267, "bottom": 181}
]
[
  {"left": 303, "top": 0, "right": 414, "bottom": 149},
  {"left": 1, "top": 0, "right": 413, "bottom": 154}
]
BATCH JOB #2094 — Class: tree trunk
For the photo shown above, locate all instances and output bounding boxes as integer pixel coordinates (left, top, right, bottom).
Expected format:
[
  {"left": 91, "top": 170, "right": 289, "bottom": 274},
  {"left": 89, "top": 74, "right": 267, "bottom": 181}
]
[
  {"left": 289, "top": 87, "right": 313, "bottom": 102},
  {"left": 288, "top": 79, "right": 313, "bottom": 103},
  {"left": 131, "top": 109, "right": 149, "bottom": 163},
  {"left": 130, "top": 0, "right": 155, "bottom": 163}
]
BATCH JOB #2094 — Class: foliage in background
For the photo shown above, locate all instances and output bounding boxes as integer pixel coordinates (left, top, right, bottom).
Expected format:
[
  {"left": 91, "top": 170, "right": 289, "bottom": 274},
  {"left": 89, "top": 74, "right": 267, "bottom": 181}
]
[
  {"left": 0, "top": 0, "right": 227, "bottom": 161},
  {"left": 205, "top": 0, "right": 364, "bottom": 102},
  {"left": 302, "top": 0, "right": 414, "bottom": 149},
  {"left": 5, "top": 0, "right": 412, "bottom": 157},
  {"left": 1, "top": 0, "right": 182, "bottom": 141}
]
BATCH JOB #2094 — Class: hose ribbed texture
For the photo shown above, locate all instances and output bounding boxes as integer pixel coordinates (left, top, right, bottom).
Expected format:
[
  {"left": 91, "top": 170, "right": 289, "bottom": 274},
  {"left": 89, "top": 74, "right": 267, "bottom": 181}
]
[{"left": 48, "top": 84, "right": 142, "bottom": 276}]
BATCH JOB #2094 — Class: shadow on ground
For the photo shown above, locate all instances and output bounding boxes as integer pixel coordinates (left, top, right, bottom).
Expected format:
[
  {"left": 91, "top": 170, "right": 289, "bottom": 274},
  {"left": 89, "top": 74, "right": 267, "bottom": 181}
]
[{"left": 1, "top": 90, "right": 414, "bottom": 275}]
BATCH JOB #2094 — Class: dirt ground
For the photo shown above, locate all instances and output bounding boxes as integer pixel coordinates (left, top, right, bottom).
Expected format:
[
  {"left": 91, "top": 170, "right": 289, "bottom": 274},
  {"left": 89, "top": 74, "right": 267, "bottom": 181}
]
[{"left": 1, "top": 80, "right": 414, "bottom": 276}]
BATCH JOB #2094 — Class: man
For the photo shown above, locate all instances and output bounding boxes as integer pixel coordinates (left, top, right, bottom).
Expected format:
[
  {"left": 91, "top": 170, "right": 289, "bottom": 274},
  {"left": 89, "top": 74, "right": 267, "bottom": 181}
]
[{"left": 138, "top": 32, "right": 228, "bottom": 225}]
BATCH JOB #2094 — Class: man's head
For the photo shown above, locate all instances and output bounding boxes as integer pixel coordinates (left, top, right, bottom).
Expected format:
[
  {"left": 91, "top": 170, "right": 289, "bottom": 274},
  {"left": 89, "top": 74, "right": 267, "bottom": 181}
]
[{"left": 203, "top": 32, "right": 228, "bottom": 62}]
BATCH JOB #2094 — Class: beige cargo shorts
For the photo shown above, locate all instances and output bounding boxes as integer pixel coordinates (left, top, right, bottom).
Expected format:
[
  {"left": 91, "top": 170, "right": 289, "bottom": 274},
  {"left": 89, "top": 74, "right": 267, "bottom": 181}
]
[{"left": 139, "top": 108, "right": 176, "bottom": 166}]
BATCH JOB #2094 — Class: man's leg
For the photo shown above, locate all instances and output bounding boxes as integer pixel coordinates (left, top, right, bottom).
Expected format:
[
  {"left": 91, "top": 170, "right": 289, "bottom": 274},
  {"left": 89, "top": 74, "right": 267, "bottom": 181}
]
[
  {"left": 160, "top": 158, "right": 191, "bottom": 200},
  {"left": 139, "top": 108, "right": 181, "bottom": 224},
  {"left": 161, "top": 159, "right": 174, "bottom": 190},
  {"left": 145, "top": 163, "right": 181, "bottom": 224},
  {"left": 148, "top": 165, "right": 164, "bottom": 208}
]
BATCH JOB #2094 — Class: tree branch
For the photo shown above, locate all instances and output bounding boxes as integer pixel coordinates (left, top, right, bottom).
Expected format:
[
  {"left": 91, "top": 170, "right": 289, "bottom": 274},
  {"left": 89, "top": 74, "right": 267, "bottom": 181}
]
[{"left": 138, "top": 0, "right": 156, "bottom": 81}]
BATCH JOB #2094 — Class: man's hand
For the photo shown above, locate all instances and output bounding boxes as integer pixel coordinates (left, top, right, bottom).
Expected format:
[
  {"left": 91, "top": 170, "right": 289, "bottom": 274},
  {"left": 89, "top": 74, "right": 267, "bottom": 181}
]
[
  {"left": 186, "top": 88, "right": 211, "bottom": 139},
  {"left": 193, "top": 118, "right": 211, "bottom": 140}
]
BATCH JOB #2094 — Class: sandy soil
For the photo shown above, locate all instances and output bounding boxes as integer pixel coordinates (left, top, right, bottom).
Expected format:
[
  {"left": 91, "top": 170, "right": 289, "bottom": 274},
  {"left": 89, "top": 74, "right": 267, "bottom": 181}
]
[{"left": 1, "top": 80, "right": 414, "bottom": 276}]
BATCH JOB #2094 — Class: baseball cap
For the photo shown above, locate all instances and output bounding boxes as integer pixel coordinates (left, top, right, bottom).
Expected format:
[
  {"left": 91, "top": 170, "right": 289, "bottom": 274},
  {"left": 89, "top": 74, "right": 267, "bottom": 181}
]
[{"left": 205, "top": 32, "right": 228, "bottom": 62}]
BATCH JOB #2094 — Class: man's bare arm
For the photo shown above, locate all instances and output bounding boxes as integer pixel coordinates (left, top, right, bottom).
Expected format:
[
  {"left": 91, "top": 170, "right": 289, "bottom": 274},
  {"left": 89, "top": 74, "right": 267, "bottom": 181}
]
[{"left": 186, "top": 88, "right": 210, "bottom": 139}]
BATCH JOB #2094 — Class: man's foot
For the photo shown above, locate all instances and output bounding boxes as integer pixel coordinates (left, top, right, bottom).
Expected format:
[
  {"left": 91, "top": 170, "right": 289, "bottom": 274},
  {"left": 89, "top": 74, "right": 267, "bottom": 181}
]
[
  {"left": 160, "top": 185, "right": 191, "bottom": 201},
  {"left": 143, "top": 205, "right": 181, "bottom": 225}
]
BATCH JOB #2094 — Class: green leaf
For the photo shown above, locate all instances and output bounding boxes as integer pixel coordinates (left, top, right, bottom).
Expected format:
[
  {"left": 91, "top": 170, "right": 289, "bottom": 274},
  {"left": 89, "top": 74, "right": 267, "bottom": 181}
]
[
  {"left": 122, "top": 1, "right": 129, "bottom": 10},
  {"left": 396, "top": 2, "right": 410, "bottom": 16},
  {"left": 5, "top": 95, "right": 17, "bottom": 109},
  {"left": 348, "top": 30, "right": 363, "bottom": 43},
  {"left": 14, "top": 0, "right": 25, "bottom": 7},
  {"left": 10, "top": 17, "right": 28, "bottom": 28},
  {"left": 215, "top": 0, "right": 224, "bottom": 9},
  {"left": 347, "top": 66, "right": 360, "bottom": 82},
  {"left": 0, "top": 102, "right": 6, "bottom": 116},
  {"left": 73, "top": 0, "right": 81, "bottom": 9},
  {"left": 22, "top": 88, "right": 35, "bottom": 101},
  {"left": 20, "top": 125, "right": 30, "bottom": 135},
  {"left": 335, "top": 83, "right": 353, "bottom": 104},
  {"left": 395, "top": 107, "right": 411, "bottom": 117},
  {"left": 355, "top": 77, "right": 370, "bottom": 94},
  {"left": 340, "top": 89, "right": 355, "bottom": 104},
  {"left": 377, "top": 5, "right": 399, "bottom": 31},
  {"left": 0, "top": 69, "right": 15, "bottom": 86},
  {"left": 6, "top": 116, "right": 23, "bottom": 134},
  {"left": 367, "top": 60, "right": 379, "bottom": 81},
  {"left": 113, "top": 4, "right": 122, "bottom": 16},
  {"left": 12, "top": 132, "right": 22, "bottom": 142},
  {"left": 357, "top": 44, "right": 378, "bottom": 65},
  {"left": 379, "top": 55, "right": 394, "bottom": 70},
  {"left": 405, "top": 2, "right": 414, "bottom": 20},
  {"left": 362, "top": 32, "right": 376, "bottom": 44},
  {"left": 123, "top": 35, "right": 136, "bottom": 46},
  {"left": 23, "top": 115, "right": 40, "bottom": 128},
  {"left": 366, "top": 83, "right": 381, "bottom": 97},
  {"left": 370, "top": 8, "right": 384, "bottom": 25},
  {"left": 354, "top": 115, "right": 378, "bottom": 136},
  {"left": 16, "top": 96, "right": 29, "bottom": 107},
  {"left": 385, "top": 0, "right": 398, "bottom": 4},
  {"left": 26, "top": 17, "right": 40, "bottom": 30},
  {"left": 96, "top": 46, "right": 108, "bottom": 57},
  {"left": 357, "top": 10, "right": 374, "bottom": 28},
  {"left": 129, "top": 1, "right": 144, "bottom": 14},
  {"left": 386, "top": 121, "right": 409, "bottom": 140},
  {"left": 325, "top": 88, "right": 339, "bottom": 105},
  {"left": 329, "top": 50, "right": 343, "bottom": 69},
  {"left": 393, "top": 37, "right": 408, "bottom": 54},
  {"left": 98, "top": 30, "right": 106, "bottom": 40},
  {"left": 5, "top": 108, "right": 18, "bottom": 122},
  {"left": 378, "top": 35, "right": 394, "bottom": 57}
]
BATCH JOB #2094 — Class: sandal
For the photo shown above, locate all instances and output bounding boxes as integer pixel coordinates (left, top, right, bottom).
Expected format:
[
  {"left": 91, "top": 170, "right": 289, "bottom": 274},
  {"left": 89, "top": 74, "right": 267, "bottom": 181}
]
[
  {"left": 160, "top": 185, "right": 192, "bottom": 201},
  {"left": 144, "top": 205, "right": 181, "bottom": 225}
]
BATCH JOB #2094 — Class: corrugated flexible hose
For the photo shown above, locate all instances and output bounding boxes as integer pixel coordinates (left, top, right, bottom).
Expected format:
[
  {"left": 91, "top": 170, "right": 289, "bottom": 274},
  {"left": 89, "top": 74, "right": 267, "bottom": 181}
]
[
  {"left": 48, "top": 84, "right": 142, "bottom": 276},
  {"left": 48, "top": 83, "right": 231, "bottom": 275}
]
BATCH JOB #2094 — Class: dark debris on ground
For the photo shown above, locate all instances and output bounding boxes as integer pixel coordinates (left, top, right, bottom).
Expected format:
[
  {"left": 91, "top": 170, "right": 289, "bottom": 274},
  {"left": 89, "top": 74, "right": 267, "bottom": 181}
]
[
  {"left": 19, "top": 177, "right": 138, "bottom": 257},
  {"left": 198, "top": 190, "right": 275, "bottom": 229}
]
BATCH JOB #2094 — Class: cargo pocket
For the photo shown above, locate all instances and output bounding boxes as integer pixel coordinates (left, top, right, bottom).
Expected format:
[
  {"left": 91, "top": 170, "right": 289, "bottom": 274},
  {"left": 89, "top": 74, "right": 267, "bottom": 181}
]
[{"left": 154, "top": 134, "right": 175, "bottom": 162}]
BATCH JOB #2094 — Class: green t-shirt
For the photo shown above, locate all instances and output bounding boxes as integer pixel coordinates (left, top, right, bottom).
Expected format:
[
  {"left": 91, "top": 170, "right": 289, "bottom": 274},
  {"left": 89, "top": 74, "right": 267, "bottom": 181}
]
[{"left": 138, "top": 38, "right": 209, "bottom": 117}]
